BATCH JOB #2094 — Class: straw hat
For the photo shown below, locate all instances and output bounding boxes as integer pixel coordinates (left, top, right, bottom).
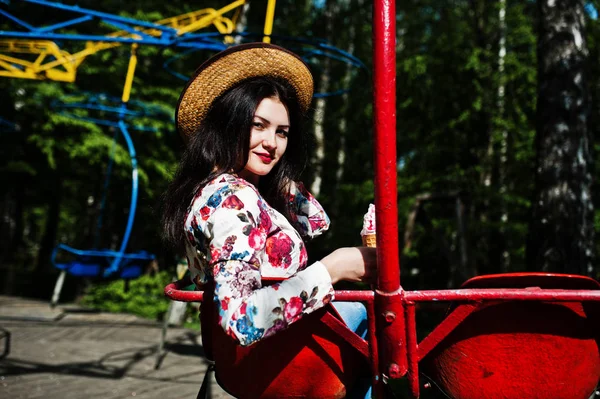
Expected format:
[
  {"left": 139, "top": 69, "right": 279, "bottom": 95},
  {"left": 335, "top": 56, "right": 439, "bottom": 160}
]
[{"left": 176, "top": 42, "right": 314, "bottom": 141}]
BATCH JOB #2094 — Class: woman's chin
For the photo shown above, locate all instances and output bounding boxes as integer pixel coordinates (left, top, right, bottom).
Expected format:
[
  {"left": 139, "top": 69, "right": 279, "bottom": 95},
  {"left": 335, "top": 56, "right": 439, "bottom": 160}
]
[{"left": 243, "top": 166, "right": 275, "bottom": 178}]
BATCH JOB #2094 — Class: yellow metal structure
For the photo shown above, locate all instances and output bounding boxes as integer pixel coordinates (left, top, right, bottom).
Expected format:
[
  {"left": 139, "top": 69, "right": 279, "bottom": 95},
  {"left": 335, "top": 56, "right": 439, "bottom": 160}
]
[
  {"left": 0, "top": 40, "right": 81, "bottom": 82},
  {"left": 1, "top": 0, "right": 278, "bottom": 105},
  {"left": 0, "top": 0, "right": 259, "bottom": 83},
  {"left": 263, "top": 0, "right": 277, "bottom": 43},
  {"left": 175, "top": 0, "right": 245, "bottom": 36},
  {"left": 121, "top": 45, "right": 138, "bottom": 103}
]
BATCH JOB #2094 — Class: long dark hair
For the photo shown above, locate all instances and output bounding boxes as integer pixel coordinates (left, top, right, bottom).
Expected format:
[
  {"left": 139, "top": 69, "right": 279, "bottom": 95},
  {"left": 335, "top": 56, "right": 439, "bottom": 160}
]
[{"left": 162, "top": 76, "right": 309, "bottom": 252}]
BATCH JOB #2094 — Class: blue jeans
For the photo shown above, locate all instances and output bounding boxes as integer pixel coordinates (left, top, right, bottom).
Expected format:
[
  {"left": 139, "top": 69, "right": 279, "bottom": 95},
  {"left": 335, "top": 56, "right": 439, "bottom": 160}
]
[{"left": 333, "top": 302, "right": 372, "bottom": 399}]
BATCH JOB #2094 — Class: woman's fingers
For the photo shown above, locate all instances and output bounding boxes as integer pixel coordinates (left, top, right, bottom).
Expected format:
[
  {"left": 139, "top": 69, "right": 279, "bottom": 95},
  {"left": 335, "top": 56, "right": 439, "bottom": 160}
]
[{"left": 321, "top": 247, "right": 378, "bottom": 284}]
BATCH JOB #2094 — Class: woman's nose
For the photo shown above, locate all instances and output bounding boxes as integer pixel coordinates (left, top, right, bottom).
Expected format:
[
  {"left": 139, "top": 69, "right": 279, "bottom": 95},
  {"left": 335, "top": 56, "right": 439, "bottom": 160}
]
[{"left": 262, "top": 130, "right": 277, "bottom": 149}]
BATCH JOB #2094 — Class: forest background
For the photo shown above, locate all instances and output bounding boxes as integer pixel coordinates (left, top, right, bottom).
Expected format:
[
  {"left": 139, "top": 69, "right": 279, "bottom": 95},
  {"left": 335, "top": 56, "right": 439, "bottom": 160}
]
[{"left": 1, "top": 0, "right": 598, "bottom": 309}]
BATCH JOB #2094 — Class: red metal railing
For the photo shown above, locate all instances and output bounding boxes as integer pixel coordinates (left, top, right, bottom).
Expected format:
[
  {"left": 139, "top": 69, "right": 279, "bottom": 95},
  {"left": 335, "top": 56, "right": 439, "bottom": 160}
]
[{"left": 164, "top": 282, "right": 600, "bottom": 399}]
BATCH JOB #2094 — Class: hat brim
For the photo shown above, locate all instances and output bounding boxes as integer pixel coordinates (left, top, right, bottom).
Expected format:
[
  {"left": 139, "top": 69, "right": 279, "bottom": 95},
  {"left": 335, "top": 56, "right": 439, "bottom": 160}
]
[{"left": 176, "top": 43, "right": 314, "bottom": 141}]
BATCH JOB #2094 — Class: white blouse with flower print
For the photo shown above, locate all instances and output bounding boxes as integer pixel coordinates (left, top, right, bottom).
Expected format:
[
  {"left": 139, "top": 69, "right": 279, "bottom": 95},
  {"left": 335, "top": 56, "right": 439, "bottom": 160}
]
[{"left": 184, "top": 173, "right": 334, "bottom": 346}]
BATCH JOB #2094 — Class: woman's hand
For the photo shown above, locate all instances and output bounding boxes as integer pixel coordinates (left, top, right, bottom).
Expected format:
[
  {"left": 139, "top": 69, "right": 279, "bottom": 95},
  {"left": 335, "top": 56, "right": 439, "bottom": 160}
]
[{"left": 320, "top": 247, "right": 377, "bottom": 285}]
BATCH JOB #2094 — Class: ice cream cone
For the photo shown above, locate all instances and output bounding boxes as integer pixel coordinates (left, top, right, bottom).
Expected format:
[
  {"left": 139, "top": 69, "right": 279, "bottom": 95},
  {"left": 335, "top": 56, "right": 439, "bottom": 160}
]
[{"left": 362, "top": 234, "right": 377, "bottom": 248}]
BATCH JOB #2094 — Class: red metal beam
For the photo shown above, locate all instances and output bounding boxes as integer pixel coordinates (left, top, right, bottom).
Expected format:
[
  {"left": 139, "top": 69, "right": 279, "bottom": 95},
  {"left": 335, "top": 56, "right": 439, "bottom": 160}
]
[
  {"left": 416, "top": 302, "right": 482, "bottom": 360},
  {"left": 164, "top": 284, "right": 377, "bottom": 303},
  {"left": 366, "top": 298, "right": 382, "bottom": 398},
  {"left": 373, "top": 0, "right": 406, "bottom": 387},
  {"left": 165, "top": 283, "right": 600, "bottom": 305},
  {"left": 319, "top": 311, "right": 371, "bottom": 359},
  {"left": 404, "top": 288, "right": 600, "bottom": 302},
  {"left": 164, "top": 279, "right": 203, "bottom": 302},
  {"left": 373, "top": 0, "right": 399, "bottom": 294},
  {"left": 405, "top": 302, "right": 419, "bottom": 398},
  {"left": 332, "top": 290, "right": 375, "bottom": 302}
]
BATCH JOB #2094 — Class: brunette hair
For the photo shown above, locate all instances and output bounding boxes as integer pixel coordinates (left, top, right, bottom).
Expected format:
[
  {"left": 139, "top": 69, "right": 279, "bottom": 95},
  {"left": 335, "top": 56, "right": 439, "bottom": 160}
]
[{"left": 161, "top": 76, "right": 308, "bottom": 252}]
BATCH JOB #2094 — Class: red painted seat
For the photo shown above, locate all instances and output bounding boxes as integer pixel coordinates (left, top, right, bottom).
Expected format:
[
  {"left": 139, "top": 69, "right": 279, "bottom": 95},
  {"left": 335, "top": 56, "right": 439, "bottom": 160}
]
[
  {"left": 422, "top": 273, "right": 600, "bottom": 399},
  {"left": 200, "top": 281, "right": 370, "bottom": 399}
]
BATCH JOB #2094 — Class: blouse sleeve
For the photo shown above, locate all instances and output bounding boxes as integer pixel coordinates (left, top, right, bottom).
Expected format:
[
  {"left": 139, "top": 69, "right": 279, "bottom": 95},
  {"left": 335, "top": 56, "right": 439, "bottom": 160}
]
[
  {"left": 200, "top": 185, "right": 335, "bottom": 346},
  {"left": 287, "top": 181, "right": 330, "bottom": 238}
]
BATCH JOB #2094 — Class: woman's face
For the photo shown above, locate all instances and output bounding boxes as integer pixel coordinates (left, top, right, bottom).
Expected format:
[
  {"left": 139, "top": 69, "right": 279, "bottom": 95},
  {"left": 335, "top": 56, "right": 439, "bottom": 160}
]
[{"left": 240, "top": 97, "right": 290, "bottom": 184}]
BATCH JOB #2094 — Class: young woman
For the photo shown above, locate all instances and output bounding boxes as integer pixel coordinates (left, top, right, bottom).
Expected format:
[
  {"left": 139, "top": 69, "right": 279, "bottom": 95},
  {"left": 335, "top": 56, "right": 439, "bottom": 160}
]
[{"left": 162, "top": 43, "right": 375, "bottom": 397}]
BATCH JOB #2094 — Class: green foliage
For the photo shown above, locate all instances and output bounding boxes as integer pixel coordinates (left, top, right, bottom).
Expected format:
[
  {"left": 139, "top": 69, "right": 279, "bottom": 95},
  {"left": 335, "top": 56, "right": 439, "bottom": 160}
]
[
  {"left": 1, "top": 0, "right": 599, "bottom": 302},
  {"left": 81, "top": 272, "right": 172, "bottom": 320}
]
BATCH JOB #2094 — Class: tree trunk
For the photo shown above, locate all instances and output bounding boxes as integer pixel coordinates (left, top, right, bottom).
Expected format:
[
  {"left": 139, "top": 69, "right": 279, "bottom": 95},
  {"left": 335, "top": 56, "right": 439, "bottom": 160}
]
[
  {"left": 497, "top": 0, "right": 510, "bottom": 272},
  {"left": 526, "top": 0, "right": 593, "bottom": 275},
  {"left": 0, "top": 191, "right": 15, "bottom": 265},
  {"left": 2, "top": 185, "right": 24, "bottom": 295},
  {"left": 233, "top": 1, "right": 250, "bottom": 42},
  {"left": 310, "top": 2, "right": 336, "bottom": 196}
]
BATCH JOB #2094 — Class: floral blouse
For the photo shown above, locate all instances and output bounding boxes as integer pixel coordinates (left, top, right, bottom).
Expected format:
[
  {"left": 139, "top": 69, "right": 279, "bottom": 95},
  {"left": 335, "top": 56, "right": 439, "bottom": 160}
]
[{"left": 184, "top": 173, "right": 334, "bottom": 346}]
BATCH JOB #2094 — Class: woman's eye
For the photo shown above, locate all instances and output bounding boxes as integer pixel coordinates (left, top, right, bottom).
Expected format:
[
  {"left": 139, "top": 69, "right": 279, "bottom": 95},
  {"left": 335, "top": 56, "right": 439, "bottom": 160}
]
[
  {"left": 277, "top": 130, "right": 289, "bottom": 137},
  {"left": 253, "top": 122, "right": 264, "bottom": 129}
]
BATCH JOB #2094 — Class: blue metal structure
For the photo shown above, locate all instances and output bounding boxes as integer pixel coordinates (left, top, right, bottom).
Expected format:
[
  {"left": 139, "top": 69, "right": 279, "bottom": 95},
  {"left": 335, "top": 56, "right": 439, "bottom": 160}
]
[
  {"left": 51, "top": 244, "right": 155, "bottom": 279},
  {"left": 50, "top": 93, "right": 170, "bottom": 278},
  {"left": 0, "top": 0, "right": 179, "bottom": 45},
  {"left": 0, "top": 0, "right": 366, "bottom": 96},
  {"left": 51, "top": 92, "right": 172, "bottom": 132},
  {"left": 163, "top": 32, "right": 368, "bottom": 98},
  {"left": 49, "top": 94, "right": 166, "bottom": 306}
]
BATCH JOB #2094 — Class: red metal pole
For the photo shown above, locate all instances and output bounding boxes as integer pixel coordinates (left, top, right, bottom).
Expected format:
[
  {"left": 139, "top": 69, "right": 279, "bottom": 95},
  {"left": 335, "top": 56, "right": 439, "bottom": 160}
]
[
  {"left": 366, "top": 298, "right": 382, "bottom": 398},
  {"left": 373, "top": 0, "right": 400, "bottom": 292},
  {"left": 405, "top": 302, "right": 419, "bottom": 398},
  {"left": 373, "top": 0, "right": 406, "bottom": 388}
]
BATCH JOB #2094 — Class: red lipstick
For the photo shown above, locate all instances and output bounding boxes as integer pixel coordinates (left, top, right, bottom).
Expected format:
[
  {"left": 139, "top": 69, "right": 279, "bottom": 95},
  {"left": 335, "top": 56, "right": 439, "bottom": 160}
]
[{"left": 255, "top": 152, "right": 273, "bottom": 163}]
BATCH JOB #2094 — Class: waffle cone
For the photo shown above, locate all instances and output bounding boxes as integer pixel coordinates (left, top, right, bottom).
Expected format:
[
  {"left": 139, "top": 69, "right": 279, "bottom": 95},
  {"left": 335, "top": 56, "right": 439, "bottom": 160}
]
[{"left": 362, "top": 234, "right": 377, "bottom": 248}]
